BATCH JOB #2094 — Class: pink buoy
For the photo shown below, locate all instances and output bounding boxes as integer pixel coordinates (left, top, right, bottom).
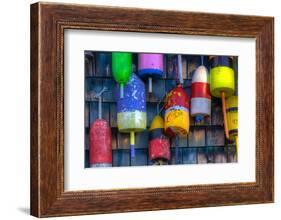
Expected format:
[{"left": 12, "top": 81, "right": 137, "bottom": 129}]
[{"left": 138, "top": 53, "right": 164, "bottom": 93}]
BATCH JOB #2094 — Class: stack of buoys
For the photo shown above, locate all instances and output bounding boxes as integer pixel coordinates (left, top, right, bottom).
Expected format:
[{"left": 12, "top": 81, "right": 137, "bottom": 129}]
[
  {"left": 191, "top": 65, "right": 211, "bottom": 123},
  {"left": 149, "top": 115, "right": 171, "bottom": 164},
  {"left": 210, "top": 56, "right": 235, "bottom": 139}
]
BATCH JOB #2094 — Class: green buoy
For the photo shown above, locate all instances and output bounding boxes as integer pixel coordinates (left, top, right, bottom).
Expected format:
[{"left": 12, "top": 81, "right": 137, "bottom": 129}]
[{"left": 112, "top": 52, "right": 132, "bottom": 98}]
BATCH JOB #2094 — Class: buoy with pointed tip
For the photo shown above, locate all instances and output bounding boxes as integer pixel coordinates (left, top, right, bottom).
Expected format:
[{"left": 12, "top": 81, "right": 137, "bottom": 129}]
[
  {"left": 226, "top": 96, "right": 238, "bottom": 141},
  {"left": 164, "top": 84, "right": 190, "bottom": 138},
  {"left": 138, "top": 53, "right": 164, "bottom": 93},
  {"left": 116, "top": 73, "right": 147, "bottom": 165},
  {"left": 89, "top": 88, "right": 112, "bottom": 167},
  {"left": 226, "top": 96, "right": 238, "bottom": 157},
  {"left": 210, "top": 56, "right": 235, "bottom": 139},
  {"left": 112, "top": 52, "right": 132, "bottom": 98},
  {"left": 149, "top": 115, "right": 171, "bottom": 164},
  {"left": 191, "top": 65, "right": 211, "bottom": 123}
]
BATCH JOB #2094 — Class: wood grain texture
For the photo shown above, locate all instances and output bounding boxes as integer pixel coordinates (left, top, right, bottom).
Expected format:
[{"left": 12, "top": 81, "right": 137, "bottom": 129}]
[
  {"left": 30, "top": 3, "right": 39, "bottom": 217},
  {"left": 30, "top": 2, "right": 274, "bottom": 217}
]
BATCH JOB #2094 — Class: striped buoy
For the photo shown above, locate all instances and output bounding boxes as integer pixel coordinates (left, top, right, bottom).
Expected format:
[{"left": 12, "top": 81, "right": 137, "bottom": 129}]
[
  {"left": 149, "top": 115, "right": 171, "bottom": 163},
  {"left": 226, "top": 96, "right": 238, "bottom": 141},
  {"left": 116, "top": 73, "right": 147, "bottom": 165},
  {"left": 191, "top": 65, "right": 211, "bottom": 122},
  {"left": 226, "top": 96, "right": 238, "bottom": 158}
]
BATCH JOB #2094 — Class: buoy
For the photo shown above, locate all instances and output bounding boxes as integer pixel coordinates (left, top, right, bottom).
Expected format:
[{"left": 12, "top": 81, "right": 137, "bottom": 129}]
[
  {"left": 149, "top": 115, "right": 171, "bottom": 164},
  {"left": 112, "top": 52, "right": 132, "bottom": 98},
  {"left": 117, "top": 73, "right": 147, "bottom": 165},
  {"left": 226, "top": 96, "right": 238, "bottom": 140},
  {"left": 89, "top": 88, "right": 112, "bottom": 167},
  {"left": 96, "top": 52, "right": 111, "bottom": 76},
  {"left": 191, "top": 65, "right": 211, "bottom": 123},
  {"left": 138, "top": 53, "right": 164, "bottom": 93},
  {"left": 226, "top": 96, "right": 238, "bottom": 156},
  {"left": 164, "top": 84, "right": 190, "bottom": 138},
  {"left": 210, "top": 56, "right": 235, "bottom": 139}
]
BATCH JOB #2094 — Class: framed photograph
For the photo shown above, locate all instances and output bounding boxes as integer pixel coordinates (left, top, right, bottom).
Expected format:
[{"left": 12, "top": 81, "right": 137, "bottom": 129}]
[{"left": 30, "top": 2, "right": 274, "bottom": 217}]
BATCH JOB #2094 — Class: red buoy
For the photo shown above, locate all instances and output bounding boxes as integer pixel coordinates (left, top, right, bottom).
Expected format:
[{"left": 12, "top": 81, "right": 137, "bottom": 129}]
[
  {"left": 90, "top": 119, "right": 112, "bottom": 166},
  {"left": 89, "top": 88, "right": 112, "bottom": 167},
  {"left": 164, "top": 85, "right": 190, "bottom": 138},
  {"left": 149, "top": 115, "right": 170, "bottom": 164}
]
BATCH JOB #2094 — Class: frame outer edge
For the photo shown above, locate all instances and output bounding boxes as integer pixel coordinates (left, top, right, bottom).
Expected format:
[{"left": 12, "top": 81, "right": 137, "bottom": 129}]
[
  {"left": 266, "top": 17, "right": 274, "bottom": 202},
  {"left": 30, "top": 2, "right": 40, "bottom": 217},
  {"left": 270, "top": 17, "right": 275, "bottom": 203},
  {"left": 272, "top": 17, "right": 275, "bottom": 203},
  {"left": 256, "top": 17, "right": 274, "bottom": 203}
]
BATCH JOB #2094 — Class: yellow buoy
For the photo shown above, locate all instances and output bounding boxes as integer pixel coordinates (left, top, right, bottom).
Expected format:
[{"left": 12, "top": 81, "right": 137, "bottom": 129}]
[
  {"left": 210, "top": 56, "right": 235, "bottom": 139},
  {"left": 210, "top": 66, "right": 235, "bottom": 98},
  {"left": 150, "top": 115, "right": 164, "bottom": 131},
  {"left": 226, "top": 96, "right": 238, "bottom": 157},
  {"left": 226, "top": 96, "right": 238, "bottom": 141}
]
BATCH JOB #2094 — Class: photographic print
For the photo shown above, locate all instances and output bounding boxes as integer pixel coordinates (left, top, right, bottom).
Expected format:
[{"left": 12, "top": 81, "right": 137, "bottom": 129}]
[{"left": 84, "top": 52, "right": 238, "bottom": 168}]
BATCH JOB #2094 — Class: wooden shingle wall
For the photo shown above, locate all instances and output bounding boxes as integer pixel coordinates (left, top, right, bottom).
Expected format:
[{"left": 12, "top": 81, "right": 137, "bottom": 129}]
[{"left": 85, "top": 52, "right": 238, "bottom": 167}]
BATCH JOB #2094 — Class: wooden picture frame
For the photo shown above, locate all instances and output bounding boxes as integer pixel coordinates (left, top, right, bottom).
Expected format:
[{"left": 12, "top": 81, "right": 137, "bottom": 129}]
[{"left": 30, "top": 2, "right": 274, "bottom": 217}]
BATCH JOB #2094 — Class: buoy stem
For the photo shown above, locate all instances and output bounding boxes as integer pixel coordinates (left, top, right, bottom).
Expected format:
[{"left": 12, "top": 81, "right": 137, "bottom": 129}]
[
  {"left": 235, "top": 136, "right": 238, "bottom": 161},
  {"left": 157, "top": 93, "right": 166, "bottom": 115},
  {"left": 130, "top": 131, "right": 135, "bottom": 166},
  {"left": 177, "top": 55, "right": 183, "bottom": 85},
  {"left": 98, "top": 96, "right": 102, "bottom": 119},
  {"left": 94, "top": 87, "right": 108, "bottom": 119},
  {"left": 175, "top": 136, "right": 179, "bottom": 164},
  {"left": 120, "top": 84, "right": 124, "bottom": 99},
  {"left": 201, "top": 55, "right": 204, "bottom": 66},
  {"left": 221, "top": 91, "right": 229, "bottom": 139},
  {"left": 195, "top": 115, "right": 203, "bottom": 124},
  {"left": 148, "top": 77, "right": 152, "bottom": 93}
]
